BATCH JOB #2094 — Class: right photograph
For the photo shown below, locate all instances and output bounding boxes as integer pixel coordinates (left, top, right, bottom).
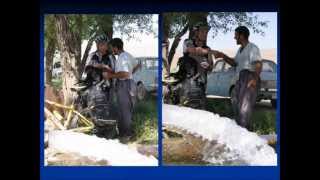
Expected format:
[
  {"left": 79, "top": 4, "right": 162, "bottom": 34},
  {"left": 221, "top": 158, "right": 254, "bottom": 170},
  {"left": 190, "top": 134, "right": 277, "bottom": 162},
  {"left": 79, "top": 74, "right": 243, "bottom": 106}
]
[{"left": 162, "top": 12, "right": 278, "bottom": 166}]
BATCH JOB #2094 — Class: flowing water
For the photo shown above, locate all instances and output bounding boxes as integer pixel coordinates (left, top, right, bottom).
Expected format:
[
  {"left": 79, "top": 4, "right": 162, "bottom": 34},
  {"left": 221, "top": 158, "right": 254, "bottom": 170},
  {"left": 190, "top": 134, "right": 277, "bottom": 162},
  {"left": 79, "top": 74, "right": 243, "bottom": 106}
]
[
  {"left": 163, "top": 104, "right": 277, "bottom": 166},
  {"left": 48, "top": 130, "right": 158, "bottom": 166}
]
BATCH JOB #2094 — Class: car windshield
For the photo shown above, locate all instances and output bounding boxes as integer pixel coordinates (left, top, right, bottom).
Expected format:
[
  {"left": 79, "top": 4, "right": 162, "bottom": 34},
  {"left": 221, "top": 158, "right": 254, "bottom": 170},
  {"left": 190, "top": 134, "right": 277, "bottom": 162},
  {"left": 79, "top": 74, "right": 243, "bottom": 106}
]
[
  {"left": 213, "top": 61, "right": 224, "bottom": 72},
  {"left": 262, "top": 61, "right": 276, "bottom": 73}
]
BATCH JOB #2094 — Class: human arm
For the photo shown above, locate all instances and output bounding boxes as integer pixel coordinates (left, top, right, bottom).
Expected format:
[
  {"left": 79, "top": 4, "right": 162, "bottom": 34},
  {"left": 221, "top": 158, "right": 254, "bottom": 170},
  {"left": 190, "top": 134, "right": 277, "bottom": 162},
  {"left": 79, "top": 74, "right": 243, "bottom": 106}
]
[
  {"left": 247, "top": 46, "right": 263, "bottom": 88},
  {"left": 132, "top": 61, "right": 141, "bottom": 74},
  {"left": 221, "top": 53, "right": 237, "bottom": 67},
  {"left": 103, "top": 71, "right": 130, "bottom": 80},
  {"left": 92, "top": 64, "right": 113, "bottom": 73}
]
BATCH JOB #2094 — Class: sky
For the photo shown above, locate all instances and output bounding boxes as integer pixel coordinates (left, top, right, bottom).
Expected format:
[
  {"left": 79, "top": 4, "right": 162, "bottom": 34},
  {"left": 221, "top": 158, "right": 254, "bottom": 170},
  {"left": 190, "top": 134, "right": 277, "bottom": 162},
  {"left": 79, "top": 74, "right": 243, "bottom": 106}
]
[{"left": 169, "top": 12, "right": 277, "bottom": 54}]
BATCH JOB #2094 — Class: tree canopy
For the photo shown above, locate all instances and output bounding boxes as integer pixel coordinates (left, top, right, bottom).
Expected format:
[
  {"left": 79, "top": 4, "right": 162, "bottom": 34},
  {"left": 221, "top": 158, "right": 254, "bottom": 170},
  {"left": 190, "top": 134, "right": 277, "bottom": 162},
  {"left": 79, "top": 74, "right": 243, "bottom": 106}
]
[{"left": 164, "top": 12, "right": 269, "bottom": 40}]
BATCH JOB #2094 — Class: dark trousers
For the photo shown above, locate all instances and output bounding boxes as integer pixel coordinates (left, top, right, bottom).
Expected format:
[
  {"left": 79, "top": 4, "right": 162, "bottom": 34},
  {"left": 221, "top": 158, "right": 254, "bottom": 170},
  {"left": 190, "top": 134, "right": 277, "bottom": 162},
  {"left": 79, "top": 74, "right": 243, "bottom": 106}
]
[
  {"left": 116, "top": 79, "right": 137, "bottom": 137},
  {"left": 231, "top": 69, "right": 260, "bottom": 131}
]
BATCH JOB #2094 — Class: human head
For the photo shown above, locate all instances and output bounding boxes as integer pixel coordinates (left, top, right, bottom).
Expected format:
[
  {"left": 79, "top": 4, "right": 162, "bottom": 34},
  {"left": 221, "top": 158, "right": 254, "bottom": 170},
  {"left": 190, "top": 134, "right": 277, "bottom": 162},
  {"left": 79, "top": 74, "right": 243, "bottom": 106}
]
[
  {"left": 110, "top": 38, "right": 124, "bottom": 55},
  {"left": 234, "top": 26, "right": 250, "bottom": 45},
  {"left": 95, "top": 34, "right": 109, "bottom": 55},
  {"left": 192, "top": 21, "right": 210, "bottom": 43}
]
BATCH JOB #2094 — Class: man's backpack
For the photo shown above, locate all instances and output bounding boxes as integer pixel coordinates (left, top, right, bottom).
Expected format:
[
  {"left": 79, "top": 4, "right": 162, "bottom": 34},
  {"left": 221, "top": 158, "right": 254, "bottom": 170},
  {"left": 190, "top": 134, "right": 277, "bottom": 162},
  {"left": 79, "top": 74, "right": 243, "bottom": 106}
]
[{"left": 170, "top": 55, "right": 198, "bottom": 81}]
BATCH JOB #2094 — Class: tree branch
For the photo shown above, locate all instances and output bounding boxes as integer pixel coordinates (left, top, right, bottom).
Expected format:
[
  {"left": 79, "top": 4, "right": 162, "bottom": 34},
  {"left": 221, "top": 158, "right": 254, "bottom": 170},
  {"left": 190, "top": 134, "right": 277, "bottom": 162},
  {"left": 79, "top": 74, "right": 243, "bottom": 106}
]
[
  {"left": 168, "top": 23, "right": 189, "bottom": 66},
  {"left": 79, "top": 32, "right": 96, "bottom": 76}
]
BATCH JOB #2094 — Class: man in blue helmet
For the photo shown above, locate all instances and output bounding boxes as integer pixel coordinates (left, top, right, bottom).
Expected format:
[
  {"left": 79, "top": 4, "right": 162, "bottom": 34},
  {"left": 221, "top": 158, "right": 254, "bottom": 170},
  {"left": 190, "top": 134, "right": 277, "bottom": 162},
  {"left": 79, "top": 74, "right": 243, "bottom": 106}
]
[
  {"left": 86, "top": 34, "right": 114, "bottom": 77},
  {"left": 83, "top": 34, "right": 117, "bottom": 138},
  {"left": 176, "top": 21, "right": 220, "bottom": 109}
]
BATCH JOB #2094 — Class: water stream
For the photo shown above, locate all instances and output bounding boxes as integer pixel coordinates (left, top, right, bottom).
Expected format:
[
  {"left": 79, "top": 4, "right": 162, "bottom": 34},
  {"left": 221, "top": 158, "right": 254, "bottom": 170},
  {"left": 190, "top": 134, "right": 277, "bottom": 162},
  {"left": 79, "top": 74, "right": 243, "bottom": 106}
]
[{"left": 163, "top": 104, "right": 277, "bottom": 166}]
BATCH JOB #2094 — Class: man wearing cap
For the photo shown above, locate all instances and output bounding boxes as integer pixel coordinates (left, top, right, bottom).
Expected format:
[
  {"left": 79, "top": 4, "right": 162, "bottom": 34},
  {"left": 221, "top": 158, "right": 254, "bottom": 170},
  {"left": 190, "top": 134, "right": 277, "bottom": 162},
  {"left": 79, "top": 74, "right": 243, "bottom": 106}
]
[
  {"left": 85, "top": 34, "right": 115, "bottom": 102},
  {"left": 179, "top": 21, "right": 219, "bottom": 109},
  {"left": 83, "top": 34, "right": 116, "bottom": 137},
  {"left": 217, "top": 26, "right": 263, "bottom": 131},
  {"left": 102, "top": 38, "right": 140, "bottom": 139},
  {"left": 86, "top": 34, "right": 114, "bottom": 75}
]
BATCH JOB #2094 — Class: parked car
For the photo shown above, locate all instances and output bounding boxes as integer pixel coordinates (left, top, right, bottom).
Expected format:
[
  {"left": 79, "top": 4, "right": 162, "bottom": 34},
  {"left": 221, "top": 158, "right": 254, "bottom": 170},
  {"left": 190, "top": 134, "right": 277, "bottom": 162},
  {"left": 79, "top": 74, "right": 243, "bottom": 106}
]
[
  {"left": 206, "top": 59, "right": 277, "bottom": 108},
  {"left": 52, "top": 61, "right": 62, "bottom": 78},
  {"left": 133, "top": 57, "right": 158, "bottom": 100}
]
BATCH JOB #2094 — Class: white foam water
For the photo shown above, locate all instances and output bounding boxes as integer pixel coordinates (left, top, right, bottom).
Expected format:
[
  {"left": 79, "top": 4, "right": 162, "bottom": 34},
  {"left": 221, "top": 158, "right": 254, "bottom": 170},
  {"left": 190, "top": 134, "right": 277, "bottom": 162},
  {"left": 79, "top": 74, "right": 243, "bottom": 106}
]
[
  {"left": 163, "top": 104, "right": 277, "bottom": 166},
  {"left": 48, "top": 131, "right": 158, "bottom": 166}
]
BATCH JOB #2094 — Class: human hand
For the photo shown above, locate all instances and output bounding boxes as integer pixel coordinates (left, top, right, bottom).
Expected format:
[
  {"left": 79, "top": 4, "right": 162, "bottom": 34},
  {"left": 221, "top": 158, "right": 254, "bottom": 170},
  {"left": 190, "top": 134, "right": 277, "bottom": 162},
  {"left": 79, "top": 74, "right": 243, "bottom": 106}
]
[
  {"left": 103, "top": 65, "right": 113, "bottom": 73},
  {"left": 247, "top": 79, "right": 257, "bottom": 89},
  {"left": 200, "top": 61, "right": 210, "bottom": 69},
  {"left": 195, "top": 47, "right": 209, "bottom": 55},
  {"left": 212, "top": 51, "right": 226, "bottom": 59},
  {"left": 102, "top": 72, "right": 112, "bottom": 79},
  {"left": 93, "top": 64, "right": 104, "bottom": 69}
]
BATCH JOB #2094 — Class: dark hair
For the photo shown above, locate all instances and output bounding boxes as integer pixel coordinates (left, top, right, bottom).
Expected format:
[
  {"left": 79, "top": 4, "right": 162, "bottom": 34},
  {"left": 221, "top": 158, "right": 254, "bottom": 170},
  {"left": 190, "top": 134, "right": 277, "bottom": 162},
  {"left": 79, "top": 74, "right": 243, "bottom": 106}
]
[
  {"left": 235, "top": 26, "right": 250, "bottom": 39},
  {"left": 110, "top": 38, "right": 123, "bottom": 50}
]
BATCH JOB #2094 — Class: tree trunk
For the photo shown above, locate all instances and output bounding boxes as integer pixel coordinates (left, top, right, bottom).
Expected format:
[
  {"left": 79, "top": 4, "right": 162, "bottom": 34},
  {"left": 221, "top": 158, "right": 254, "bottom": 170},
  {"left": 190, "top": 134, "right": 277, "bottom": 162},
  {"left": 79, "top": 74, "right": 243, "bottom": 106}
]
[
  {"left": 162, "top": 37, "right": 170, "bottom": 78},
  {"left": 45, "top": 38, "right": 56, "bottom": 85},
  {"left": 162, "top": 17, "right": 170, "bottom": 78},
  {"left": 54, "top": 15, "right": 80, "bottom": 105},
  {"left": 74, "top": 15, "right": 83, "bottom": 78},
  {"left": 167, "top": 24, "right": 189, "bottom": 66}
]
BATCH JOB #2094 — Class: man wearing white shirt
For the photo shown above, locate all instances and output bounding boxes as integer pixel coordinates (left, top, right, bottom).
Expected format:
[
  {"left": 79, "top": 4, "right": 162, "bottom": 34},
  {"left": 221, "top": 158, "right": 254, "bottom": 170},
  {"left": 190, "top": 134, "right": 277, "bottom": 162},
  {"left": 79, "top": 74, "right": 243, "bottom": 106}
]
[
  {"left": 217, "top": 26, "right": 262, "bottom": 131},
  {"left": 102, "top": 38, "right": 140, "bottom": 138}
]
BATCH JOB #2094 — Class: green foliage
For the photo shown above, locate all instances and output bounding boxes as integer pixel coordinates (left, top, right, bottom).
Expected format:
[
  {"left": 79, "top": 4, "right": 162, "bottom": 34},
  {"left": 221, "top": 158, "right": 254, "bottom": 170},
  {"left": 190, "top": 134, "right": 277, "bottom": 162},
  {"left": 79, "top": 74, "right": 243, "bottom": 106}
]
[
  {"left": 207, "top": 12, "right": 269, "bottom": 38},
  {"left": 164, "top": 12, "right": 269, "bottom": 39},
  {"left": 113, "top": 14, "right": 156, "bottom": 40},
  {"left": 44, "top": 15, "right": 57, "bottom": 49},
  {"left": 45, "top": 14, "right": 156, "bottom": 49},
  {"left": 206, "top": 98, "right": 234, "bottom": 117},
  {"left": 132, "top": 96, "right": 158, "bottom": 144},
  {"left": 252, "top": 109, "right": 276, "bottom": 135},
  {"left": 163, "top": 12, "right": 189, "bottom": 38}
]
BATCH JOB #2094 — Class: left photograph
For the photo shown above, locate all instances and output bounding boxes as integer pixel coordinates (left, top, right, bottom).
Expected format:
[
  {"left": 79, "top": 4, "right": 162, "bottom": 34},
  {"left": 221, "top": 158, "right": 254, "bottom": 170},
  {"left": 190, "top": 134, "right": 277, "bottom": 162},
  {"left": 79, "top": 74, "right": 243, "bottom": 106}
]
[{"left": 43, "top": 14, "right": 159, "bottom": 166}]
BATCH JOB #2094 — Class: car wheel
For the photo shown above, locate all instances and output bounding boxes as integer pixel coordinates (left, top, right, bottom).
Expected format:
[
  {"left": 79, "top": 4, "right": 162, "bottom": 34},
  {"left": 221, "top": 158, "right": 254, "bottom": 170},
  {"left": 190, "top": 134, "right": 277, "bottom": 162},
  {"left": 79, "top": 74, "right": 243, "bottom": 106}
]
[
  {"left": 137, "top": 82, "right": 147, "bottom": 101},
  {"left": 271, "top": 99, "right": 277, "bottom": 108}
]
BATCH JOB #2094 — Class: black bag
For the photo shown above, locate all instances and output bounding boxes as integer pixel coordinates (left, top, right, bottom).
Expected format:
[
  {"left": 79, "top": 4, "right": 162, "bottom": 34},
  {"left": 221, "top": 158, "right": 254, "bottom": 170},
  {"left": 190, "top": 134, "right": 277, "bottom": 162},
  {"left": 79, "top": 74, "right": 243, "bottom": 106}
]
[
  {"left": 169, "top": 55, "right": 206, "bottom": 109},
  {"left": 86, "top": 82, "right": 118, "bottom": 138},
  {"left": 171, "top": 55, "right": 198, "bottom": 81},
  {"left": 180, "top": 78, "right": 206, "bottom": 109}
]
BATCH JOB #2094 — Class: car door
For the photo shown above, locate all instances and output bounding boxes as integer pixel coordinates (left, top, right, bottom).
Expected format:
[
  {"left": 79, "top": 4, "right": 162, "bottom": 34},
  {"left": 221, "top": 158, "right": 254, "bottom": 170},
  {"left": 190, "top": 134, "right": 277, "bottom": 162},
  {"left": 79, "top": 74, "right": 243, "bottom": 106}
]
[
  {"left": 260, "top": 60, "right": 277, "bottom": 100},
  {"left": 218, "top": 62, "right": 236, "bottom": 97},
  {"left": 144, "top": 58, "right": 157, "bottom": 91},
  {"left": 206, "top": 60, "right": 224, "bottom": 96}
]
